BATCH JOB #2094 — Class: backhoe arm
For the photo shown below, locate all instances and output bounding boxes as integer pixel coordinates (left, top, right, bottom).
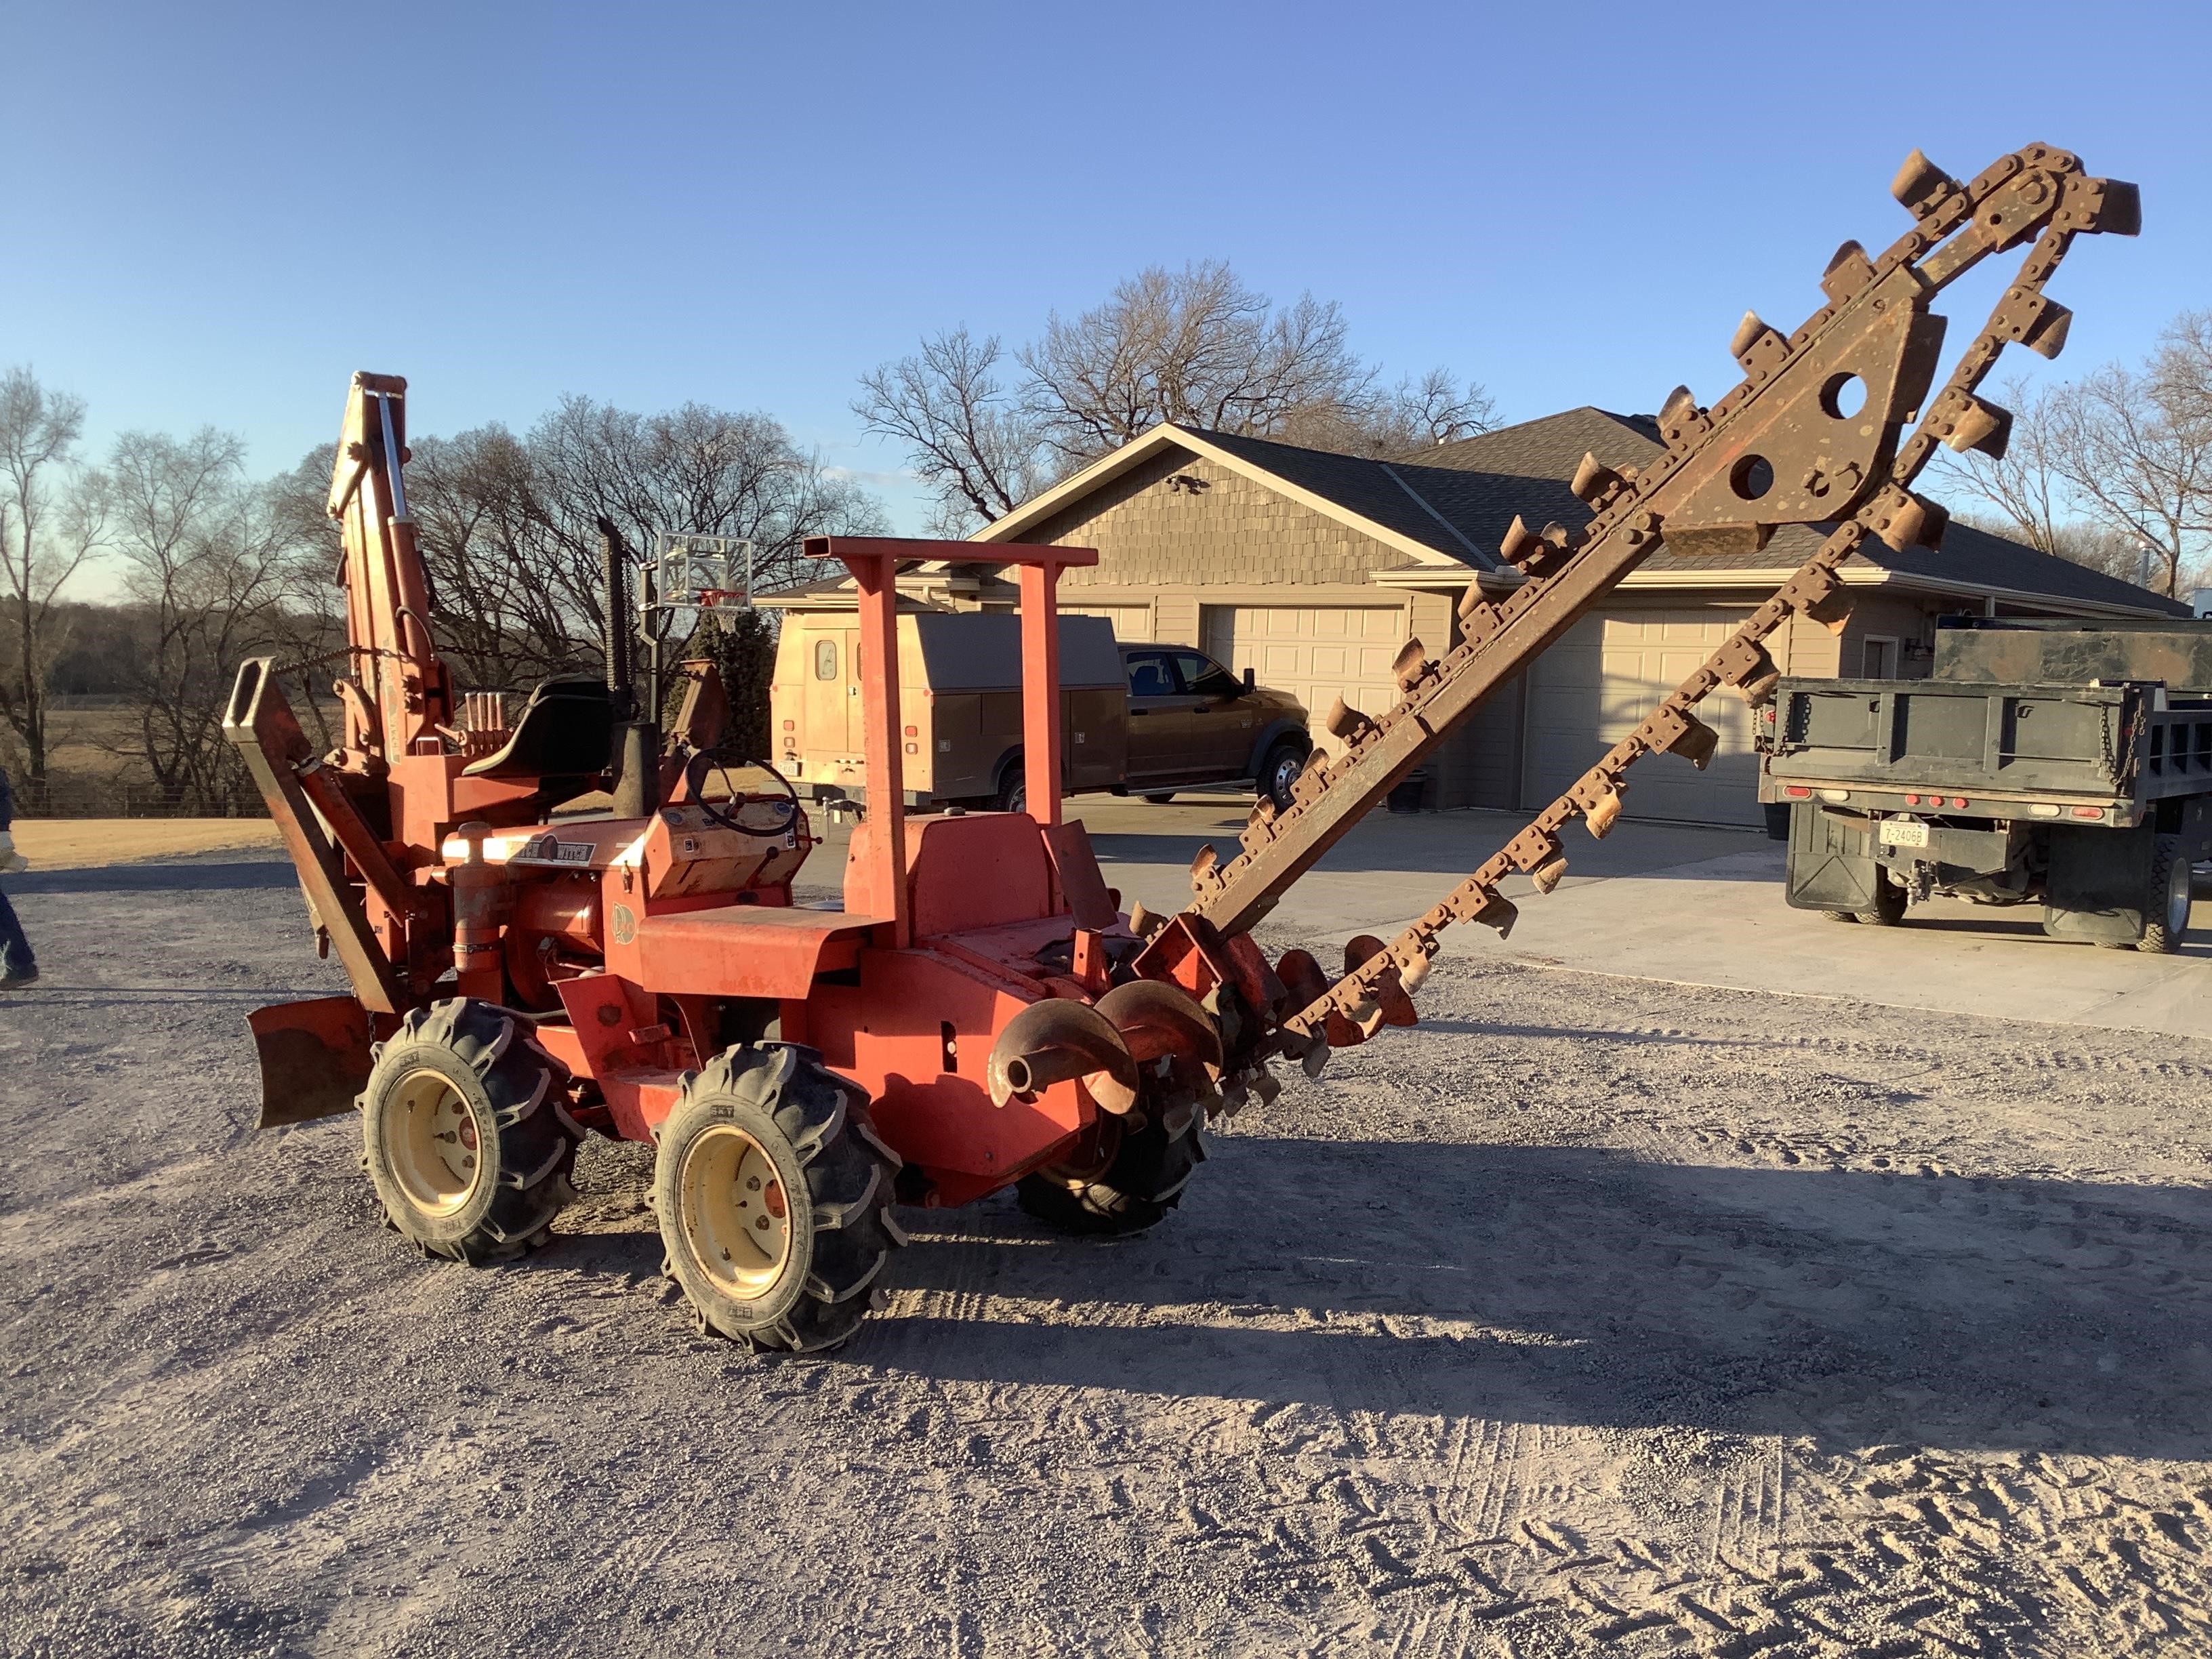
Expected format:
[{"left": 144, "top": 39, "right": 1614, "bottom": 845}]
[{"left": 327, "top": 372, "right": 453, "bottom": 765}]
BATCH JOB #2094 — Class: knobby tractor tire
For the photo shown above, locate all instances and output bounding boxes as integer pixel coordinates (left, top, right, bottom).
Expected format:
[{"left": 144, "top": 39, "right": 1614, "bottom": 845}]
[
  {"left": 1016, "top": 1109, "right": 1206, "bottom": 1237},
  {"left": 2139, "top": 834, "right": 2192, "bottom": 954},
  {"left": 359, "top": 998, "right": 581, "bottom": 1264},
  {"left": 653, "top": 1044, "right": 906, "bottom": 1353}
]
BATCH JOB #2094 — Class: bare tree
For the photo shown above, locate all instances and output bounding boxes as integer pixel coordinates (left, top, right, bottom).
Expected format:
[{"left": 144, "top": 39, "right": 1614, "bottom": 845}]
[
  {"left": 859, "top": 262, "right": 1494, "bottom": 533},
  {"left": 1933, "top": 376, "right": 2074, "bottom": 556},
  {"left": 2046, "top": 351, "right": 2212, "bottom": 598},
  {"left": 0, "top": 367, "right": 104, "bottom": 781},
  {"left": 1284, "top": 367, "right": 1498, "bottom": 458},
  {"left": 1019, "top": 261, "right": 1374, "bottom": 465},
  {"left": 103, "top": 430, "right": 325, "bottom": 809},
  {"left": 2152, "top": 309, "right": 2212, "bottom": 428},
  {"left": 854, "top": 329, "right": 1047, "bottom": 534},
  {"left": 1936, "top": 315, "right": 2212, "bottom": 598},
  {"left": 395, "top": 398, "right": 886, "bottom": 692}
]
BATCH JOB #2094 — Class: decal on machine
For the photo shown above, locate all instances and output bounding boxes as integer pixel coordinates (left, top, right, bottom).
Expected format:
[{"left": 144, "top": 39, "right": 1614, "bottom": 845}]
[{"left": 514, "top": 833, "right": 595, "bottom": 867}]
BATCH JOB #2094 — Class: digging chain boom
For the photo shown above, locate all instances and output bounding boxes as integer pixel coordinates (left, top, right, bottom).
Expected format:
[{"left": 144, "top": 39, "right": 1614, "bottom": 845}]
[{"left": 1175, "top": 144, "right": 2139, "bottom": 1051}]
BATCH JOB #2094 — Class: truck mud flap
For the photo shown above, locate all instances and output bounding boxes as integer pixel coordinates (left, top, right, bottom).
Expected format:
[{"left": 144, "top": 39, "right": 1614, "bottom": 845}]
[
  {"left": 1782, "top": 802, "right": 1884, "bottom": 913},
  {"left": 247, "top": 996, "right": 374, "bottom": 1128},
  {"left": 2043, "top": 823, "right": 2152, "bottom": 946}
]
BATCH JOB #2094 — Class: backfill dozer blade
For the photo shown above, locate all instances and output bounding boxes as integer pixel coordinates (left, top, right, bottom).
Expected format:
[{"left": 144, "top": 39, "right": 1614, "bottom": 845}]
[{"left": 247, "top": 996, "right": 374, "bottom": 1127}]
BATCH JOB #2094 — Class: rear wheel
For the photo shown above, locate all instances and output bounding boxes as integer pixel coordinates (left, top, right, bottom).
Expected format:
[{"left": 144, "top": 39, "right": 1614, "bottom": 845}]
[
  {"left": 1261, "top": 739, "right": 1308, "bottom": 812},
  {"left": 998, "top": 772, "right": 1027, "bottom": 813},
  {"left": 360, "top": 999, "right": 580, "bottom": 1263},
  {"left": 1017, "top": 1109, "right": 1206, "bottom": 1237},
  {"left": 2139, "top": 834, "right": 2191, "bottom": 954},
  {"left": 1853, "top": 869, "right": 1907, "bottom": 927},
  {"left": 1143, "top": 793, "right": 1176, "bottom": 805},
  {"left": 654, "top": 1044, "right": 905, "bottom": 1352}
]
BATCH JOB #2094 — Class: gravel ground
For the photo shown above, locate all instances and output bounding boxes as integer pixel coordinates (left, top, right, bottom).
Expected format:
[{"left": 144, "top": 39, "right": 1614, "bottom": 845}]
[{"left": 3, "top": 852, "right": 2211, "bottom": 1658}]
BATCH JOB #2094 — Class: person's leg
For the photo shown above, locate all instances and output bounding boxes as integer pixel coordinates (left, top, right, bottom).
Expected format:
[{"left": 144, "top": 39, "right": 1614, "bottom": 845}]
[{"left": 0, "top": 886, "right": 36, "bottom": 980}]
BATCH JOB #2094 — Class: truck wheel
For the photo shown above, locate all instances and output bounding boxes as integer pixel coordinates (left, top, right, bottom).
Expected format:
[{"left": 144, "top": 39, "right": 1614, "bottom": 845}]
[
  {"left": 1853, "top": 871, "right": 1907, "bottom": 927},
  {"left": 1822, "top": 909, "right": 1859, "bottom": 924},
  {"left": 1261, "top": 739, "right": 1308, "bottom": 812},
  {"left": 361, "top": 999, "right": 580, "bottom": 1264},
  {"left": 1143, "top": 793, "right": 1176, "bottom": 805},
  {"left": 2139, "top": 834, "right": 2192, "bottom": 954},
  {"left": 998, "top": 774, "right": 1027, "bottom": 813},
  {"left": 654, "top": 1044, "right": 905, "bottom": 1353},
  {"left": 1016, "top": 1111, "right": 1205, "bottom": 1237}
]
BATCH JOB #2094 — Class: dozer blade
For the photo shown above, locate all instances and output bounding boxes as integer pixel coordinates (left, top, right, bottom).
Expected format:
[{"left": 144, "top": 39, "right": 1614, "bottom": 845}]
[{"left": 247, "top": 996, "right": 374, "bottom": 1127}]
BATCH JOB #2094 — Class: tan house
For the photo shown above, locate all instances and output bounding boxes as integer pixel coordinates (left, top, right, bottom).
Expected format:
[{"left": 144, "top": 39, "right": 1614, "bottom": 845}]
[
  {"left": 964, "top": 407, "right": 2191, "bottom": 827},
  {"left": 762, "top": 407, "right": 2189, "bottom": 827}
]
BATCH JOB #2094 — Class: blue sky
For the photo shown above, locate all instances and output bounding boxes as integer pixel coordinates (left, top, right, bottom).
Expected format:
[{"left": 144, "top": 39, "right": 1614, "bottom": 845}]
[{"left": 5, "top": 0, "right": 2207, "bottom": 548}]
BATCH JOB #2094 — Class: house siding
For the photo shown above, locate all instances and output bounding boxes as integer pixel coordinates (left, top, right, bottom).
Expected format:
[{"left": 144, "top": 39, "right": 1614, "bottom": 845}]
[{"left": 1027, "top": 449, "right": 1418, "bottom": 590}]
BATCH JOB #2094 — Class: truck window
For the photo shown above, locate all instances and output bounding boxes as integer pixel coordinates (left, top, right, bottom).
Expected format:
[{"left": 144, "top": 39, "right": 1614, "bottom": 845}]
[
  {"left": 813, "top": 638, "right": 838, "bottom": 680},
  {"left": 1174, "top": 651, "right": 1240, "bottom": 698},
  {"left": 1125, "top": 651, "right": 1177, "bottom": 698}
]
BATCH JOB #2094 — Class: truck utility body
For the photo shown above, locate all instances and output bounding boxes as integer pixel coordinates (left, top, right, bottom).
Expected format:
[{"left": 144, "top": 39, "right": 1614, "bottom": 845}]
[
  {"left": 773, "top": 611, "right": 1309, "bottom": 813},
  {"left": 1761, "top": 619, "right": 2212, "bottom": 947}
]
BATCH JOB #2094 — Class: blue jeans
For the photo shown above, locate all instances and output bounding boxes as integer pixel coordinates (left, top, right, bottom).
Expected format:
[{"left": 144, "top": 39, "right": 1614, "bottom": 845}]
[{"left": 0, "top": 884, "right": 33, "bottom": 976}]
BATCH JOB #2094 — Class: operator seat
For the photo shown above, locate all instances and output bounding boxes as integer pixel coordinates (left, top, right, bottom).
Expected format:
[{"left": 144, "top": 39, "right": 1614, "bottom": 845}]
[{"left": 461, "top": 674, "right": 615, "bottom": 783}]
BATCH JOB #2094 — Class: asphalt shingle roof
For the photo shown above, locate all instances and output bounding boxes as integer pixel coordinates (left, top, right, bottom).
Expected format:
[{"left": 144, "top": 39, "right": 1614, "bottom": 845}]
[{"left": 1183, "top": 409, "right": 2189, "bottom": 617}]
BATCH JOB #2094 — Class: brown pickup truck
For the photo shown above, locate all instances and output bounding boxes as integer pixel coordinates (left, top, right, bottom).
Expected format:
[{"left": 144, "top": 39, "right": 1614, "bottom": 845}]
[{"left": 771, "top": 612, "right": 1310, "bottom": 813}]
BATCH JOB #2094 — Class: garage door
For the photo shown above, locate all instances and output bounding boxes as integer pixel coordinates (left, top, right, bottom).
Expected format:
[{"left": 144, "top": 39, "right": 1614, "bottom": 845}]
[
  {"left": 1063, "top": 602, "right": 1155, "bottom": 641},
  {"left": 1521, "top": 609, "right": 1764, "bottom": 827},
  {"left": 1200, "top": 605, "right": 1406, "bottom": 726}
]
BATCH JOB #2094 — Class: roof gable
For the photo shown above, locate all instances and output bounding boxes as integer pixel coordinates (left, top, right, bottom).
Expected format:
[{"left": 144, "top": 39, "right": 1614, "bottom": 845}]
[{"left": 975, "top": 424, "right": 1494, "bottom": 570}]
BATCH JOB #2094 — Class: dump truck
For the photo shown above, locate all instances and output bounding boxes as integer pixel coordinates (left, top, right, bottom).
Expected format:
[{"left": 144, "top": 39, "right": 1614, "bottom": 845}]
[
  {"left": 1760, "top": 617, "right": 2212, "bottom": 947},
  {"left": 770, "top": 609, "right": 1311, "bottom": 814},
  {"left": 226, "top": 143, "right": 2139, "bottom": 1351}
]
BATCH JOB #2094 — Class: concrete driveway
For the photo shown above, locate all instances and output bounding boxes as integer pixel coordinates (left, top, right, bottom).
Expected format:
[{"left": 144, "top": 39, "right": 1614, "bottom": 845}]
[{"left": 1048, "top": 793, "right": 2211, "bottom": 1042}]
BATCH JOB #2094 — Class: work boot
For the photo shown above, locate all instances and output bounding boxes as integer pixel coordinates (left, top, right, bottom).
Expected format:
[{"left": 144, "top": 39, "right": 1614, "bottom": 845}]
[{"left": 1, "top": 966, "right": 37, "bottom": 986}]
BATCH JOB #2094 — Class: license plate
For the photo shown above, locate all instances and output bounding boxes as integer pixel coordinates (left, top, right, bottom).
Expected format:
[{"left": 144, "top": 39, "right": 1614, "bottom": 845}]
[{"left": 1879, "top": 819, "right": 1929, "bottom": 848}]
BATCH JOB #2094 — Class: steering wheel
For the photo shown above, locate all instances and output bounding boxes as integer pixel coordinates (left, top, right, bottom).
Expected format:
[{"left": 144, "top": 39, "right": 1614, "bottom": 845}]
[{"left": 680, "top": 746, "right": 802, "bottom": 836}]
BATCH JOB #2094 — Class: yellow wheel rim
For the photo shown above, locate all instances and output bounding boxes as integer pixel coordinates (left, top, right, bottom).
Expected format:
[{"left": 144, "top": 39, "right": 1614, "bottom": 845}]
[
  {"left": 383, "top": 1069, "right": 484, "bottom": 1217},
  {"left": 680, "top": 1124, "right": 792, "bottom": 1298}
]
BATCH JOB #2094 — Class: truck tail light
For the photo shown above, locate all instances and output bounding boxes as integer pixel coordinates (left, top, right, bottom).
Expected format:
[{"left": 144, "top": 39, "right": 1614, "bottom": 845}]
[
  {"left": 2071, "top": 806, "right": 2103, "bottom": 819},
  {"left": 1904, "top": 792, "right": 1921, "bottom": 805},
  {"left": 1949, "top": 796, "right": 1969, "bottom": 809},
  {"left": 1784, "top": 785, "right": 1811, "bottom": 799},
  {"left": 781, "top": 720, "right": 795, "bottom": 731},
  {"left": 903, "top": 725, "right": 918, "bottom": 737}
]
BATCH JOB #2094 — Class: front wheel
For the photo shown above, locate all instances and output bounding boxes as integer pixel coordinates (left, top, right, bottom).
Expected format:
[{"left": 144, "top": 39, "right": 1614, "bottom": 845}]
[
  {"left": 360, "top": 999, "right": 581, "bottom": 1263},
  {"left": 2139, "top": 834, "right": 2192, "bottom": 954},
  {"left": 997, "top": 773, "right": 1027, "bottom": 814},
  {"left": 654, "top": 1044, "right": 905, "bottom": 1352},
  {"left": 1017, "top": 1109, "right": 1206, "bottom": 1237},
  {"left": 1260, "top": 739, "right": 1309, "bottom": 812}
]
